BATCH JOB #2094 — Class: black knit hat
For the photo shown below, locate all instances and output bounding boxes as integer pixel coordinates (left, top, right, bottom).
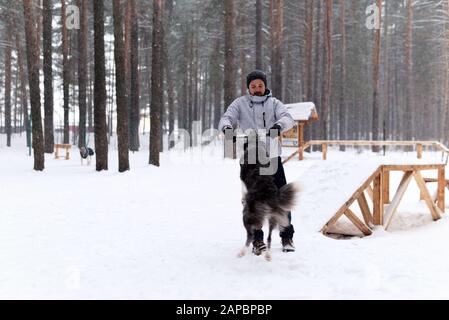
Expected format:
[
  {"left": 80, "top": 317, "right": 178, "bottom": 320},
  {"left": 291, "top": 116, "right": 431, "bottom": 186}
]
[{"left": 246, "top": 70, "right": 267, "bottom": 89}]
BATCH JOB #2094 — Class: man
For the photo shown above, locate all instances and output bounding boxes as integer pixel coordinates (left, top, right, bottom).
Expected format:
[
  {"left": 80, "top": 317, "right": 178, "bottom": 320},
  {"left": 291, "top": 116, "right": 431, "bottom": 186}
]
[{"left": 218, "top": 70, "right": 296, "bottom": 254}]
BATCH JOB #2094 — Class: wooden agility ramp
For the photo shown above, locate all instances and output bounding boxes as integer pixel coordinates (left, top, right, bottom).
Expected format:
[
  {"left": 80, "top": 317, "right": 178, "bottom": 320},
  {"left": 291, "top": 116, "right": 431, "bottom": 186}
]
[
  {"left": 293, "top": 160, "right": 446, "bottom": 237},
  {"left": 320, "top": 164, "right": 446, "bottom": 236}
]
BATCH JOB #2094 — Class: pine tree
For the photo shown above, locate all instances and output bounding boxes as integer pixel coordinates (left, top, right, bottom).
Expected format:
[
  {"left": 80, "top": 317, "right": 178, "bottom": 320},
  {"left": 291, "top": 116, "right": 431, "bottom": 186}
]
[
  {"left": 61, "top": 0, "right": 70, "bottom": 144},
  {"left": 43, "top": 0, "right": 54, "bottom": 153},
  {"left": 224, "top": 0, "right": 236, "bottom": 109},
  {"left": 93, "top": 0, "right": 108, "bottom": 171},
  {"left": 23, "top": 0, "right": 45, "bottom": 170},
  {"left": 372, "top": 0, "right": 382, "bottom": 151},
  {"left": 149, "top": 0, "right": 164, "bottom": 166},
  {"left": 77, "top": 0, "right": 88, "bottom": 149}
]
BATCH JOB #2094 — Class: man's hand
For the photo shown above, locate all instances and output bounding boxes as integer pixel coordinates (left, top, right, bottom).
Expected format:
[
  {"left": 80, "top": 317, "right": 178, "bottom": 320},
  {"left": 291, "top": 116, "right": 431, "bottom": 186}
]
[
  {"left": 222, "top": 125, "right": 233, "bottom": 135},
  {"left": 222, "top": 126, "right": 236, "bottom": 143},
  {"left": 267, "top": 124, "right": 282, "bottom": 137}
]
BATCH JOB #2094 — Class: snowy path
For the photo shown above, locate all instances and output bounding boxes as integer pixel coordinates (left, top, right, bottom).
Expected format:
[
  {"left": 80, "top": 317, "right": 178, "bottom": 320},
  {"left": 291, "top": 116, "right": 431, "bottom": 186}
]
[{"left": 2, "top": 141, "right": 449, "bottom": 299}]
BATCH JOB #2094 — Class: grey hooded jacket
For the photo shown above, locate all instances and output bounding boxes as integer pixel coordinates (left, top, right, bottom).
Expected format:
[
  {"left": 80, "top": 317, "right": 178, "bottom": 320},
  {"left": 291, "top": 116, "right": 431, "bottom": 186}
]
[{"left": 218, "top": 90, "right": 295, "bottom": 158}]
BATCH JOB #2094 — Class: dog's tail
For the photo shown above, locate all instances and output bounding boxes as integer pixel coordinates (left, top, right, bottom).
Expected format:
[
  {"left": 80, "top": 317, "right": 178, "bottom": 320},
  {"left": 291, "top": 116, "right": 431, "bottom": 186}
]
[
  {"left": 268, "top": 182, "right": 301, "bottom": 228},
  {"left": 278, "top": 181, "right": 301, "bottom": 212}
]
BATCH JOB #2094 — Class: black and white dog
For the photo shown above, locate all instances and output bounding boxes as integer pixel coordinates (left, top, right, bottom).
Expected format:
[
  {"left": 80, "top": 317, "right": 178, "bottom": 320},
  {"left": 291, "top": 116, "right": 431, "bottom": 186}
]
[
  {"left": 238, "top": 139, "right": 299, "bottom": 261},
  {"left": 79, "top": 146, "right": 95, "bottom": 166}
]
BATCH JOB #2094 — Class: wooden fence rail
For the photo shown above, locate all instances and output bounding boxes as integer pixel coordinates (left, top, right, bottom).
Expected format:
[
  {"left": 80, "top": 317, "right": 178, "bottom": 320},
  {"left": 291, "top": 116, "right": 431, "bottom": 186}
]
[{"left": 282, "top": 140, "right": 449, "bottom": 164}]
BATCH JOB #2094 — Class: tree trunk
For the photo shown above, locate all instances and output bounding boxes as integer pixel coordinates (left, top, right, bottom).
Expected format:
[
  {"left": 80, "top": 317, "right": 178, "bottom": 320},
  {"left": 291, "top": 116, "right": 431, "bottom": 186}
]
[
  {"left": 88, "top": 64, "right": 93, "bottom": 132},
  {"left": 372, "top": 0, "right": 382, "bottom": 152},
  {"left": 113, "top": 0, "right": 130, "bottom": 172},
  {"left": 188, "top": 30, "right": 193, "bottom": 144},
  {"left": 61, "top": 0, "right": 70, "bottom": 144},
  {"left": 305, "top": 0, "right": 314, "bottom": 102},
  {"left": 338, "top": 0, "right": 346, "bottom": 150},
  {"left": 255, "top": 0, "right": 263, "bottom": 70},
  {"left": 149, "top": 0, "right": 164, "bottom": 166},
  {"left": 321, "top": 0, "right": 333, "bottom": 140},
  {"left": 312, "top": 0, "right": 322, "bottom": 141},
  {"left": 224, "top": 0, "right": 236, "bottom": 108},
  {"left": 77, "top": 0, "right": 88, "bottom": 149},
  {"left": 93, "top": 0, "right": 108, "bottom": 171},
  {"left": 129, "top": 0, "right": 140, "bottom": 151},
  {"left": 124, "top": 1, "right": 132, "bottom": 140},
  {"left": 23, "top": 0, "right": 45, "bottom": 171},
  {"left": 164, "top": 0, "right": 175, "bottom": 147},
  {"left": 269, "top": 0, "right": 274, "bottom": 84},
  {"left": 404, "top": 0, "right": 414, "bottom": 140},
  {"left": 212, "top": 39, "right": 223, "bottom": 130},
  {"left": 238, "top": 2, "right": 247, "bottom": 97},
  {"left": 285, "top": 38, "right": 293, "bottom": 103},
  {"left": 43, "top": 0, "right": 54, "bottom": 153},
  {"left": 201, "top": 62, "right": 208, "bottom": 129},
  {"left": 35, "top": 7, "right": 42, "bottom": 61},
  {"left": 4, "top": 17, "right": 12, "bottom": 147},
  {"left": 383, "top": 0, "right": 390, "bottom": 142},
  {"left": 179, "top": 31, "right": 189, "bottom": 133},
  {"left": 444, "top": 0, "right": 449, "bottom": 143},
  {"left": 240, "top": 40, "right": 246, "bottom": 97},
  {"left": 15, "top": 21, "right": 31, "bottom": 148},
  {"left": 271, "top": 0, "right": 284, "bottom": 99},
  {"left": 14, "top": 69, "right": 19, "bottom": 134},
  {"left": 193, "top": 34, "right": 199, "bottom": 146},
  {"left": 107, "top": 39, "right": 115, "bottom": 139},
  {"left": 141, "top": 25, "right": 150, "bottom": 135}
]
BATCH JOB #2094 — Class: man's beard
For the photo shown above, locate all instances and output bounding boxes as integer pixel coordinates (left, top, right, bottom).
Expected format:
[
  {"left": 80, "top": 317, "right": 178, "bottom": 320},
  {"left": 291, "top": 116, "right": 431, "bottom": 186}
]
[{"left": 254, "top": 92, "right": 264, "bottom": 96}]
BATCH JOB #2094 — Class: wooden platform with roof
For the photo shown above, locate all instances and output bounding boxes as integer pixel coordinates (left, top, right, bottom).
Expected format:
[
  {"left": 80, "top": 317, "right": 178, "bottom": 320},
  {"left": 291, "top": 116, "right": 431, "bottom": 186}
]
[{"left": 280, "top": 102, "right": 319, "bottom": 163}]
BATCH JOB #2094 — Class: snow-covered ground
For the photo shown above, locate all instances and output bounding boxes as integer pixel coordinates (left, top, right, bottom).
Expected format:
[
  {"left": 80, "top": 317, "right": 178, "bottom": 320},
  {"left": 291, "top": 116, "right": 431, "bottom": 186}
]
[{"left": 1, "top": 135, "right": 449, "bottom": 299}]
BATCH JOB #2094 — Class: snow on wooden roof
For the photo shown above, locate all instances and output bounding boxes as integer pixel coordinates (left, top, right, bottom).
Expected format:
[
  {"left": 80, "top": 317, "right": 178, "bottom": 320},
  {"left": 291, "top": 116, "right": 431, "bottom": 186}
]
[{"left": 285, "top": 102, "right": 318, "bottom": 121}]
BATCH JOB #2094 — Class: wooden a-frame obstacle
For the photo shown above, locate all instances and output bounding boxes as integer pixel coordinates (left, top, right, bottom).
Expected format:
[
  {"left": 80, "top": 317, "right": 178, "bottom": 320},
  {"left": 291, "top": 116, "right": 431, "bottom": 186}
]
[
  {"left": 274, "top": 102, "right": 449, "bottom": 235},
  {"left": 321, "top": 164, "right": 446, "bottom": 236}
]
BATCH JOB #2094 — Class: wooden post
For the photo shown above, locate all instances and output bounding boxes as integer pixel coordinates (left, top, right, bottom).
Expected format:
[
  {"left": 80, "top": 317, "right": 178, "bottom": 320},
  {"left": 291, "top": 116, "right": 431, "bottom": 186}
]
[
  {"left": 298, "top": 122, "right": 304, "bottom": 160},
  {"left": 382, "top": 168, "right": 390, "bottom": 204},
  {"left": 438, "top": 166, "right": 445, "bottom": 212},
  {"left": 357, "top": 192, "right": 373, "bottom": 226},
  {"left": 413, "top": 171, "right": 441, "bottom": 220},
  {"left": 344, "top": 209, "right": 372, "bottom": 236},
  {"left": 373, "top": 171, "right": 383, "bottom": 225},
  {"left": 420, "top": 188, "right": 425, "bottom": 201},
  {"left": 417, "top": 143, "right": 423, "bottom": 159},
  {"left": 322, "top": 143, "right": 327, "bottom": 160},
  {"left": 283, "top": 150, "right": 299, "bottom": 164},
  {"left": 366, "top": 184, "right": 374, "bottom": 201},
  {"left": 384, "top": 170, "right": 414, "bottom": 230}
]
